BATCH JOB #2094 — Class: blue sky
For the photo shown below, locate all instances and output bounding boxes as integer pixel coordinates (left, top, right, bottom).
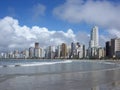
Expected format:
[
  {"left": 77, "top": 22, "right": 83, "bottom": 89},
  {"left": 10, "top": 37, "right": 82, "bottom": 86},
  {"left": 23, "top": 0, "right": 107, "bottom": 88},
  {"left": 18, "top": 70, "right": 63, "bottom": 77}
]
[
  {"left": 0, "top": 0, "right": 64, "bottom": 27},
  {"left": 0, "top": 0, "right": 120, "bottom": 51},
  {"left": 0, "top": 0, "right": 107, "bottom": 32}
]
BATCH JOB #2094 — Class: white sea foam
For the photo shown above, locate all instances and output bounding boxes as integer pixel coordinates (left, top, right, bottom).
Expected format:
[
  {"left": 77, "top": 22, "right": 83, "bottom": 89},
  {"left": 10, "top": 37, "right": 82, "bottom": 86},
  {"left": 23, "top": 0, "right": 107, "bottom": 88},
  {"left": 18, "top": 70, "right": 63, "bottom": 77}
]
[
  {"left": 21, "top": 60, "right": 72, "bottom": 67},
  {"left": 0, "top": 60, "right": 119, "bottom": 68},
  {"left": 0, "top": 60, "right": 73, "bottom": 68}
]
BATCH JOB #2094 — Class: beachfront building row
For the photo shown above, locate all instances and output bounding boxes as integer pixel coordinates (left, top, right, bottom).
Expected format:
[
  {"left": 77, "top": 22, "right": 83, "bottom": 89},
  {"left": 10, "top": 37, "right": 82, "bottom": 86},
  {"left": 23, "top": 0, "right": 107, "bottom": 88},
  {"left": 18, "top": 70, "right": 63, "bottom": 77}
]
[
  {"left": 0, "top": 26, "right": 120, "bottom": 59},
  {"left": 1, "top": 37, "right": 119, "bottom": 59},
  {"left": 0, "top": 42, "right": 86, "bottom": 59},
  {"left": 41, "top": 42, "right": 86, "bottom": 59},
  {"left": 0, "top": 43, "right": 106, "bottom": 59}
]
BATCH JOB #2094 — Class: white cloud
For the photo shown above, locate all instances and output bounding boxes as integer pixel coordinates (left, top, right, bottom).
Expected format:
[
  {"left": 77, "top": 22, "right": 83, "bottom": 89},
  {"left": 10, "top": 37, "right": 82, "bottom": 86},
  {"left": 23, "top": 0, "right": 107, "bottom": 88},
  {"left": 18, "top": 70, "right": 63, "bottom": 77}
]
[
  {"left": 53, "top": 0, "right": 120, "bottom": 29},
  {"left": 0, "top": 16, "right": 89, "bottom": 51},
  {"left": 32, "top": 3, "right": 46, "bottom": 19},
  {"left": 0, "top": 16, "right": 112, "bottom": 52},
  {"left": 108, "top": 29, "right": 120, "bottom": 38},
  {"left": 0, "top": 16, "right": 37, "bottom": 51}
]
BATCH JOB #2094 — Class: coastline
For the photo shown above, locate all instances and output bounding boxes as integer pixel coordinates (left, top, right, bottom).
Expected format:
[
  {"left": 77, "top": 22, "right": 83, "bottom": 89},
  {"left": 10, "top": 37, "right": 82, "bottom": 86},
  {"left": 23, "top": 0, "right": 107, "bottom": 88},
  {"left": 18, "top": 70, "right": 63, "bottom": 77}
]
[{"left": 0, "top": 59, "right": 120, "bottom": 90}]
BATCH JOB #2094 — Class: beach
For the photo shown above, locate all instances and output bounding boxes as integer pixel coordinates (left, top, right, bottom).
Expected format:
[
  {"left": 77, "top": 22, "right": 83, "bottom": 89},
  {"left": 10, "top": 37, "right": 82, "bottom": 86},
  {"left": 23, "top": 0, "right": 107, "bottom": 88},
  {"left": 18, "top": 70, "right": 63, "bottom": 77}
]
[{"left": 0, "top": 60, "right": 120, "bottom": 90}]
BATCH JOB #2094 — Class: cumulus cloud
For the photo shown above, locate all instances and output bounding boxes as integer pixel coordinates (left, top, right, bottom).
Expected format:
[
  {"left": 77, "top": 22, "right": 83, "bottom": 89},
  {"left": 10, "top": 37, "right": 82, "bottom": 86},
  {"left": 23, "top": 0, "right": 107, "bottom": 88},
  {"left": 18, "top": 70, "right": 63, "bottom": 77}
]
[
  {"left": 0, "top": 16, "right": 89, "bottom": 51},
  {"left": 53, "top": 0, "right": 120, "bottom": 29},
  {"left": 0, "top": 16, "right": 110, "bottom": 52}
]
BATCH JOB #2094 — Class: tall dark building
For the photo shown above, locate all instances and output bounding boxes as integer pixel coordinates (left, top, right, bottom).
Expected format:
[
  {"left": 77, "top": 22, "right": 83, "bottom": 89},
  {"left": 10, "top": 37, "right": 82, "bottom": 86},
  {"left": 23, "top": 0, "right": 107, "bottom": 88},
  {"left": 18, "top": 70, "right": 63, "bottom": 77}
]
[
  {"left": 105, "top": 41, "right": 111, "bottom": 58},
  {"left": 83, "top": 45, "right": 86, "bottom": 58},
  {"left": 71, "top": 42, "right": 75, "bottom": 56},
  {"left": 35, "top": 42, "right": 39, "bottom": 48}
]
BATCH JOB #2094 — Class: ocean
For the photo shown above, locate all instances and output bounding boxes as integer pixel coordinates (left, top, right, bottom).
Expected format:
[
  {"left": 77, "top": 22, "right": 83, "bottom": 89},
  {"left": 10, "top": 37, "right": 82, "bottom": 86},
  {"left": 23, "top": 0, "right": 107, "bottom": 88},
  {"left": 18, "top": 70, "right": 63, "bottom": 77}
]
[{"left": 0, "top": 59, "right": 120, "bottom": 90}]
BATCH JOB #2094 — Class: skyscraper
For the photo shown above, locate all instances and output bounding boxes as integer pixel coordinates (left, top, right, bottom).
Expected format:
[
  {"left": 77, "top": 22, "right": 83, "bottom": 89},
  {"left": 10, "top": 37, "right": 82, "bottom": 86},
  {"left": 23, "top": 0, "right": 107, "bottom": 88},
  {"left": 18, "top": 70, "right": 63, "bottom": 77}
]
[
  {"left": 111, "top": 38, "right": 120, "bottom": 58},
  {"left": 83, "top": 45, "right": 86, "bottom": 58},
  {"left": 56, "top": 45, "right": 61, "bottom": 58},
  {"left": 106, "top": 41, "right": 111, "bottom": 58},
  {"left": 35, "top": 42, "right": 39, "bottom": 49},
  {"left": 34, "top": 42, "right": 42, "bottom": 58},
  {"left": 90, "top": 26, "right": 99, "bottom": 48},
  {"left": 89, "top": 26, "right": 99, "bottom": 58},
  {"left": 34, "top": 48, "right": 42, "bottom": 58},
  {"left": 61, "top": 43, "right": 67, "bottom": 58},
  {"left": 29, "top": 47, "right": 34, "bottom": 58},
  {"left": 70, "top": 42, "right": 76, "bottom": 58}
]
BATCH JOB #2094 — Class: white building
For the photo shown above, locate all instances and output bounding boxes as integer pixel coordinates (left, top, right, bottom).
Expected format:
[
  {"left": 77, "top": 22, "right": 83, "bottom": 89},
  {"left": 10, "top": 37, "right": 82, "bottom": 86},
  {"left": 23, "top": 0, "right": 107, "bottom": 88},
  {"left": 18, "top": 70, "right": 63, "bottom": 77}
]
[
  {"left": 111, "top": 38, "right": 120, "bottom": 58},
  {"left": 29, "top": 47, "right": 34, "bottom": 58},
  {"left": 34, "top": 48, "right": 42, "bottom": 58},
  {"left": 14, "top": 50, "right": 19, "bottom": 58},
  {"left": 67, "top": 46, "right": 71, "bottom": 58},
  {"left": 77, "top": 45, "right": 83, "bottom": 59},
  {"left": 24, "top": 50, "right": 29, "bottom": 58},
  {"left": 45, "top": 46, "right": 55, "bottom": 59},
  {"left": 8, "top": 52, "right": 15, "bottom": 58},
  {"left": 97, "top": 48, "right": 105, "bottom": 59},
  {"left": 0, "top": 53, "right": 7, "bottom": 59},
  {"left": 70, "top": 42, "right": 85, "bottom": 59},
  {"left": 56, "top": 45, "right": 61, "bottom": 58},
  {"left": 90, "top": 26, "right": 99, "bottom": 48},
  {"left": 89, "top": 26, "right": 99, "bottom": 58}
]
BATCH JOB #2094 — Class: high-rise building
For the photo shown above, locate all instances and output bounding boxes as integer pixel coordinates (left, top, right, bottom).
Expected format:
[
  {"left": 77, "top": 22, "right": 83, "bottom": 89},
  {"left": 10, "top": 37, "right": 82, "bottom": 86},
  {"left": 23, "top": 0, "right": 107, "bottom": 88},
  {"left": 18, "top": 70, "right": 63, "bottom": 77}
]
[
  {"left": 24, "top": 50, "right": 29, "bottom": 58},
  {"left": 34, "top": 48, "right": 42, "bottom": 58},
  {"left": 35, "top": 42, "right": 39, "bottom": 48},
  {"left": 8, "top": 52, "right": 14, "bottom": 59},
  {"left": 97, "top": 48, "right": 105, "bottom": 59},
  {"left": 77, "top": 44, "right": 83, "bottom": 59},
  {"left": 14, "top": 50, "right": 19, "bottom": 58},
  {"left": 34, "top": 42, "right": 42, "bottom": 58},
  {"left": 111, "top": 38, "right": 120, "bottom": 58},
  {"left": 55, "top": 45, "right": 61, "bottom": 58},
  {"left": 105, "top": 41, "right": 111, "bottom": 58},
  {"left": 70, "top": 42, "right": 85, "bottom": 59},
  {"left": 29, "top": 47, "right": 34, "bottom": 58},
  {"left": 83, "top": 45, "right": 86, "bottom": 58},
  {"left": 67, "top": 46, "right": 71, "bottom": 58},
  {"left": 70, "top": 42, "right": 76, "bottom": 58},
  {"left": 90, "top": 26, "right": 99, "bottom": 48},
  {"left": 45, "top": 46, "right": 55, "bottom": 59},
  {"left": 61, "top": 43, "right": 67, "bottom": 58},
  {"left": 89, "top": 26, "right": 99, "bottom": 58},
  {"left": 71, "top": 42, "right": 76, "bottom": 56}
]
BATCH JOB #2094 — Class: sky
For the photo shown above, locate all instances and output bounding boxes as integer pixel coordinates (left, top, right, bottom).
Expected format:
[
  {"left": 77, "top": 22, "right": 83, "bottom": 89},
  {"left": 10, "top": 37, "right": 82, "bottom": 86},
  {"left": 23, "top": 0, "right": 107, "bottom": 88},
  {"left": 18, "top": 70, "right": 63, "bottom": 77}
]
[{"left": 0, "top": 0, "right": 120, "bottom": 52}]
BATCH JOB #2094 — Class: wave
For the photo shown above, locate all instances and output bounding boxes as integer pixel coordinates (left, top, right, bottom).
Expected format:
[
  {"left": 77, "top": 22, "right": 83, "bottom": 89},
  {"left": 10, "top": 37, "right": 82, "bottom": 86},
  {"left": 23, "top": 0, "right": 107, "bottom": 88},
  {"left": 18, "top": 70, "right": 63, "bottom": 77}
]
[
  {"left": 20, "top": 60, "right": 73, "bottom": 67},
  {"left": 0, "top": 60, "right": 73, "bottom": 68},
  {"left": 0, "top": 60, "right": 119, "bottom": 68}
]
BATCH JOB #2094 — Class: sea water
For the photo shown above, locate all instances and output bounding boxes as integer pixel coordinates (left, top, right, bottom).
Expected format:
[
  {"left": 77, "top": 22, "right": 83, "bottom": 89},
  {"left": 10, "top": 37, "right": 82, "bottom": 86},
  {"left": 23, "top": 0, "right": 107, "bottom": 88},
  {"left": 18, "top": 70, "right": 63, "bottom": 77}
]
[{"left": 0, "top": 59, "right": 120, "bottom": 90}]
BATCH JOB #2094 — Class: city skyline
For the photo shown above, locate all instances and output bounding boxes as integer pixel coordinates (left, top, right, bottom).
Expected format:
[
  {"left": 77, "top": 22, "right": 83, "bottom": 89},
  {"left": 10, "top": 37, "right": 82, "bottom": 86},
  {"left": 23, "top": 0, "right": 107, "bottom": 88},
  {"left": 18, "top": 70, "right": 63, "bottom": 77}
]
[
  {"left": 0, "top": 0, "right": 120, "bottom": 52},
  {"left": 1, "top": 36, "right": 120, "bottom": 59}
]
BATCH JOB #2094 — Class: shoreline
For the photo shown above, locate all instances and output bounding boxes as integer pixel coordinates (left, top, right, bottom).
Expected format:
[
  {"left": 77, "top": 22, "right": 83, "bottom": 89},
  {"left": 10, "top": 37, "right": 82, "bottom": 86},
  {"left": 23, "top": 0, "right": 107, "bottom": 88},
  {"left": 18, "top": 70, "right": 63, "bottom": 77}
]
[{"left": 0, "top": 58, "right": 120, "bottom": 61}]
